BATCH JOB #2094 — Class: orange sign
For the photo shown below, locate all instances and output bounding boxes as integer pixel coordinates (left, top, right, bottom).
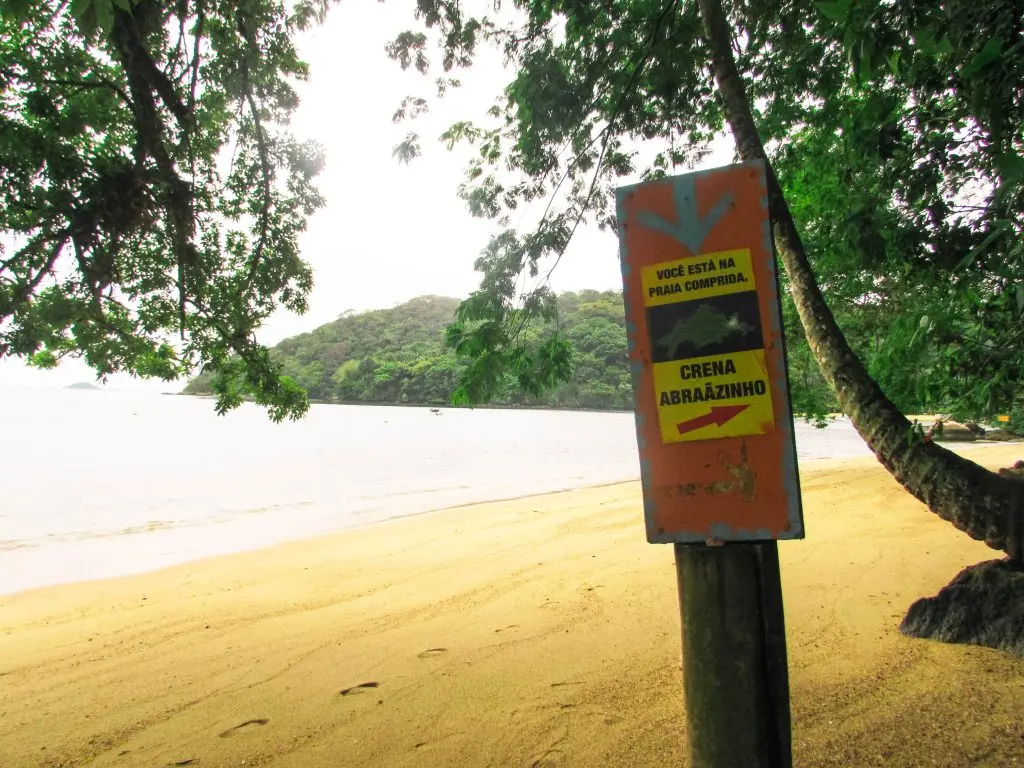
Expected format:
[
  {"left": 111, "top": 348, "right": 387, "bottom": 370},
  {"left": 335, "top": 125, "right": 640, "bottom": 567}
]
[{"left": 616, "top": 161, "right": 804, "bottom": 543}]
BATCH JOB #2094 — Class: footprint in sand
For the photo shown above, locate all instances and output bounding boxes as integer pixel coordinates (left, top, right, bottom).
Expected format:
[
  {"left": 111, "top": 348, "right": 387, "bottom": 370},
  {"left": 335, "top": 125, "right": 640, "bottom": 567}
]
[
  {"left": 494, "top": 625, "right": 519, "bottom": 633},
  {"left": 218, "top": 718, "right": 268, "bottom": 738},
  {"left": 530, "top": 747, "right": 565, "bottom": 766},
  {"left": 339, "top": 681, "right": 380, "bottom": 696},
  {"left": 417, "top": 648, "right": 447, "bottom": 659}
]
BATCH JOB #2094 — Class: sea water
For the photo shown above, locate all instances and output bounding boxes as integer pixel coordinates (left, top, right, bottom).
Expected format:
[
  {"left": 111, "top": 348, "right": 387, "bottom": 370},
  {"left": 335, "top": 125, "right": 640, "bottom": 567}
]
[{"left": 0, "top": 388, "right": 873, "bottom": 594}]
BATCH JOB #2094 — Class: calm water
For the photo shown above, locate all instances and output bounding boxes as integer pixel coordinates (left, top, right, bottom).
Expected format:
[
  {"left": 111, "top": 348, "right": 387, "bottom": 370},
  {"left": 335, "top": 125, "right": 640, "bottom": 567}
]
[{"left": 0, "top": 388, "right": 874, "bottom": 595}]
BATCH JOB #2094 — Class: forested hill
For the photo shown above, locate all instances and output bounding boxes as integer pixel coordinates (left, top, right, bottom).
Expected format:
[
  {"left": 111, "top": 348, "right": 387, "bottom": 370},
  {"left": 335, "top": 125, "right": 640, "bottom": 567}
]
[{"left": 182, "top": 292, "right": 640, "bottom": 410}]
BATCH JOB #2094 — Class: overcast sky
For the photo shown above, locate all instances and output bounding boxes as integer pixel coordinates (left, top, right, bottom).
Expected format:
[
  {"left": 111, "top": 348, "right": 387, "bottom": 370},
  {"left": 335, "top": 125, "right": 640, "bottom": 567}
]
[{"left": 1, "top": 0, "right": 732, "bottom": 391}]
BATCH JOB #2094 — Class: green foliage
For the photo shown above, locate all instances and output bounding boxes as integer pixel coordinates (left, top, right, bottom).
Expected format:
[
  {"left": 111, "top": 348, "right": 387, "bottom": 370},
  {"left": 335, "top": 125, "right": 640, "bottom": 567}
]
[
  {"left": 771, "top": 0, "right": 1024, "bottom": 420},
  {"left": 182, "top": 287, "right": 850, "bottom": 420},
  {"left": 186, "top": 281, "right": 1017, "bottom": 425},
  {"left": 385, "top": 0, "right": 1022, "bottom": 422},
  {"left": 8, "top": 0, "right": 1021, "bottom": 425},
  {"left": 185, "top": 292, "right": 636, "bottom": 410},
  {"left": 779, "top": 288, "right": 840, "bottom": 424},
  {"left": 1, "top": 0, "right": 332, "bottom": 421}
]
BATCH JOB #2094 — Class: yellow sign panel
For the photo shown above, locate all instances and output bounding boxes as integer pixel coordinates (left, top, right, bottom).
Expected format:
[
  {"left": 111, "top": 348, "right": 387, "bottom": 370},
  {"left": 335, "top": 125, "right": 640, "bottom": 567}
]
[
  {"left": 997, "top": 414, "right": 1011, "bottom": 423},
  {"left": 652, "top": 350, "right": 775, "bottom": 443},
  {"left": 641, "top": 248, "right": 755, "bottom": 307},
  {"left": 643, "top": 250, "right": 774, "bottom": 444}
]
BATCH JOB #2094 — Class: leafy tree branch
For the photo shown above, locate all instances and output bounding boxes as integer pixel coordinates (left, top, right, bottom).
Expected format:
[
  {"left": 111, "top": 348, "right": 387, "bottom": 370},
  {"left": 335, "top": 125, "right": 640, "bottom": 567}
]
[{"left": 1, "top": 0, "right": 327, "bottom": 420}]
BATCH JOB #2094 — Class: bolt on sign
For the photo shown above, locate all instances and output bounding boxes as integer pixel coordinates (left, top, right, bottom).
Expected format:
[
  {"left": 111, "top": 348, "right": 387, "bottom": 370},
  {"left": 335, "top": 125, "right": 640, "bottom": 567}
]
[{"left": 616, "top": 161, "right": 804, "bottom": 543}]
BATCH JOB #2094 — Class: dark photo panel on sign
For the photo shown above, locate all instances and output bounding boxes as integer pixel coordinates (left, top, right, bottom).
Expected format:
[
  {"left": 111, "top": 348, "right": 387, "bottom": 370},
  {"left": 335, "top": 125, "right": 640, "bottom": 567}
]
[{"left": 647, "top": 291, "right": 765, "bottom": 364}]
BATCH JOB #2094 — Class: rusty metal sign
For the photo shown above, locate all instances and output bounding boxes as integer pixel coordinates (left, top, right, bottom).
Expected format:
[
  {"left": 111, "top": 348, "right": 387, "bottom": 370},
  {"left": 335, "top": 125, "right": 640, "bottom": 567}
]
[{"left": 616, "top": 161, "right": 804, "bottom": 543}]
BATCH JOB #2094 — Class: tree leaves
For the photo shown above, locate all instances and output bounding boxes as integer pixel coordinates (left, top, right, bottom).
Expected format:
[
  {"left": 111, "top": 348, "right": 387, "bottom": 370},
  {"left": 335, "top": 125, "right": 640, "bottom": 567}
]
[
  {"left": 913, "top": 28, "right": 955, "bottom": 57},
  {"left": 69, "top": 0, "right": 126, "bottom": 37},
  {"left": 383, "top": 0, "right": 708, "bottom": 403},
  {"left": 2, "top": 0, "right": 326, "bottom": 421},
  {"left": 961, "top": 38, "right": 1004, "bottom": 79},
  {"left": 385, "top": 31, "right": 430, "bottom": 73},
  {"left": 186, "top": 293, "right": 628, "bottom": 410},
  {"left": 816, "top": 1, "right": 851, "bottom": 24},
  {"left": 392, "top": 96, "right": 429, "bottom": 123},
  {"left": 392, "top": 132, "right": 421, "bottom": 164},
  {"left": 994, "top": 152, "right": 1024, "bottom": 183},
  {"left": 387, "top": 0, "right": 1021, "bottom": 421}
]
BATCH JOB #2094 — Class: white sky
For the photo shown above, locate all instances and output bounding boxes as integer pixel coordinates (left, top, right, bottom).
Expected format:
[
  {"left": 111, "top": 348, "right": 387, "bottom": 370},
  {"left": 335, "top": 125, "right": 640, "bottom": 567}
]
[{"left": 0, "top": 0, "right": 732, "bottom": 391}]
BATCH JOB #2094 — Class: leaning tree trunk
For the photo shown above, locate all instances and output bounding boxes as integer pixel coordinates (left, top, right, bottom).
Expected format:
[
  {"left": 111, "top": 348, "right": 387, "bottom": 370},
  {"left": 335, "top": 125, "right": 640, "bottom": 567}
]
[{"left": 695, "top": 0, "right": 1024, "bottom": 560}]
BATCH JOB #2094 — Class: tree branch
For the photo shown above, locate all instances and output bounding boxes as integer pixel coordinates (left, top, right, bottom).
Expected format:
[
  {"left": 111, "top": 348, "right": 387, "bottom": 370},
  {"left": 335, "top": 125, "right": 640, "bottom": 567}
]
[
  {"left": 41, "top": 77, "right": 133, "bottom": 106},
  {"left": 236, "top": 13, "right": 273, "bottom": 288},
  {"left": 3, "top": 232, "right": 71, "bottom": 321},
  {"left": 111, "top": 6, "right": 198, "bottom": 338},
  {"left": 169, "top": 2, "right": 189, "bottom": 81},
  {"left": 243, "top": 88, "right": 273, "bottom": 286},
  {"left": 502, "top": 0, "right": 680, "bottom": 347},
  {"left": 113, "top": 3, "right": 194, "bottom": 136},
  {"left": 533, "top": 1, "right": 679, "bottom": 232},
  {"left": 187, "top": 1, "right": 205, "bottom": 119}
]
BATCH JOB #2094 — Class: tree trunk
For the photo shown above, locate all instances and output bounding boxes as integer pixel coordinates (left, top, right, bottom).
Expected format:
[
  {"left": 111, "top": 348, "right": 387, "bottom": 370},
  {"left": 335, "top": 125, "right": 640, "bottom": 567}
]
[{"left": 695, "top": 0, "right": 1024, "bottom": 560}]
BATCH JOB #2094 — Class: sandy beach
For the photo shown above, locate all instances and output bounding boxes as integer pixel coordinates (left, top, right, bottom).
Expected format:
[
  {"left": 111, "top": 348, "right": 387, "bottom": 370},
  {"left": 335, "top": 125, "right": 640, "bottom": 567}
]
[{"left": 2, "top": 446, "right": 1023, "bottom": 768}]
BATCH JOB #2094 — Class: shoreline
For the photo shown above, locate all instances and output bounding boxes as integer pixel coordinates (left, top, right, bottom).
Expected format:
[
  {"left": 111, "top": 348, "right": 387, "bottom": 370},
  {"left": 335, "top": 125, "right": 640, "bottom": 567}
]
[
  {"left": 0, "top": 477, "right": 640, "bottom": 600},
  {"left": 178, "top": 390, "right": 635, "bottom": 414},
  {"left": 179, "top": 392, "right": 1024, "bottom": 433},
  {"left": 0, "top": 455, "right": 892, "bottom": 601},
  {"left": 3, "top": 441, "right": 1019, "bottom": 603},
  {"left": 2, "top": 446, "right": 1023, "bottom": 767}
]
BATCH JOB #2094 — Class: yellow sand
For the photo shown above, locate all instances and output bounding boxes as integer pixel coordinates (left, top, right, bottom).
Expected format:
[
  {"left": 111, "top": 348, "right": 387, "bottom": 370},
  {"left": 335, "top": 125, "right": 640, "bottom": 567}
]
[{"left": 2, "top": 446, "right": 1023, "bottom": 768}]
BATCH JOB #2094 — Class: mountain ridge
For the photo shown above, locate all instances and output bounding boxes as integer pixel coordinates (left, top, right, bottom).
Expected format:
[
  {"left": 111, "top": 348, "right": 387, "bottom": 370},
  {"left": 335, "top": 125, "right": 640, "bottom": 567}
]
[{"left": 182, "top": 291, "right": 634, "bottom": 410}]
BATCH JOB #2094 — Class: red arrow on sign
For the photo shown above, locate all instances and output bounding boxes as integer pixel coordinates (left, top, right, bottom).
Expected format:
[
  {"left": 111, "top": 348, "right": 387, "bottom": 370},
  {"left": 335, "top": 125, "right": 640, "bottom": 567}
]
[{"left": 676, "top": 404, "right": 750, "bottom": 436}]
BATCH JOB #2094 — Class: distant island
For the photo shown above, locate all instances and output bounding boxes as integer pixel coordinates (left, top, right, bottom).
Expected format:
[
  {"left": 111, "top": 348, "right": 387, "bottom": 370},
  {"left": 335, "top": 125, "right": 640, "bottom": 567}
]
[
  {"left": 66, "top": 382, "right": 102, "bottom": 391},
  {"left": 176, "top": 291, "right": 840, "bottom": 416},
  {"left": 182, "top": 292, "right": 636, "bottom": 411},
  {"left": 178, "top": 293, "right": 1021, "bottom": 435}
]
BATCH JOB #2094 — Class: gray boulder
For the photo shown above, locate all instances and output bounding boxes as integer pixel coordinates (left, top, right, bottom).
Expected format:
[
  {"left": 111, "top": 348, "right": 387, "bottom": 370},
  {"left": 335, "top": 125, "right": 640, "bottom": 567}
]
[
  {"left": 984, "top": 428, "right": 1019, "bottom": 442},
  {"left": 930, "top": 420, "right": 977, "bottom": 442},
  {"left": 998, "top": 459, "right": 1024, "bottom": 478},
  {"left": 900, "top": 559, "right": 1024, "bottom": 657}
]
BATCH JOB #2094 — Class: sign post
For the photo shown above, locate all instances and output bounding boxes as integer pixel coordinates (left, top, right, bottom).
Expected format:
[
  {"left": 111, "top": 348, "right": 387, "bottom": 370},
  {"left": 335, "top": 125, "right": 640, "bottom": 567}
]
[{"left": 615, "top": 161, "right": 803, "bottom": 768}]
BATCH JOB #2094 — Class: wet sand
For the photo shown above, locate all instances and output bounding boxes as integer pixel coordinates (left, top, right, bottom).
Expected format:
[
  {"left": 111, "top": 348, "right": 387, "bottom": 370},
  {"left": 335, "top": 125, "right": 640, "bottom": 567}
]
[{"left": 2, "top": 445, "right": 1023, "bottom": 767}]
